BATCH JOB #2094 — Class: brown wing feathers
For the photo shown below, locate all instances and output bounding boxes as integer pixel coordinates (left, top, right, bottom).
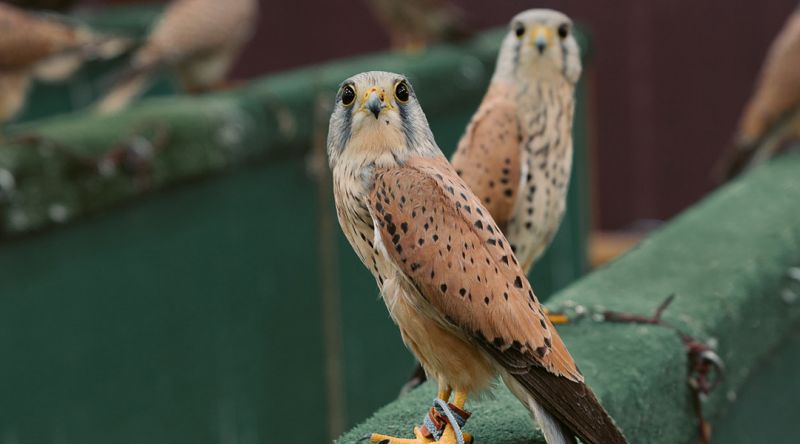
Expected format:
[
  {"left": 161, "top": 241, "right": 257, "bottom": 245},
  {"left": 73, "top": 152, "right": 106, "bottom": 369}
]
[
  {"left": 451, "top": 98, "right": 522, "bottom": 232},
  {"left": 367, "top": 155, "right": 626, "bottom": 444}
]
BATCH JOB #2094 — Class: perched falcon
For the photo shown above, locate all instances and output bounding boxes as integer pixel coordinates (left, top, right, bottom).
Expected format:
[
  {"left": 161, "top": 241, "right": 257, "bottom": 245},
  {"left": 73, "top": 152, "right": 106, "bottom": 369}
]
[
  {"left": 452, "top": 9, "right": 582, "bottom": 274},
  {"left": 365, "top": 0, "right": 471, "bottom": 51},
  {"left": 327, "top": 71, "right": 627, "bottom": 444},
  {"left": 714, "top": 4, "right": 800, "bottom": 182},
  {"left": 95, "top": 0, "right": 259, "bottom": 114},
  {"left": 0, "top": 2, "right": 128, "bottom": 132}
]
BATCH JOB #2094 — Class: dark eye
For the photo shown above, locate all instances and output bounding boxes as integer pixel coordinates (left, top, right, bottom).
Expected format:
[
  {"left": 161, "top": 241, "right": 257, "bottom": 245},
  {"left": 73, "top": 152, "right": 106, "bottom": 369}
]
[
  {"left": 341, "top": 85, "right": 355, "bottom": 106},
  {"left": 514, "top": 24, "right": 525, "bottom": 38},
  {"left": 558, "top": 23, "right": 569, "bottom": 39},
  {"left": 395, "top": 81, "right": 410, "bottom": 103}
]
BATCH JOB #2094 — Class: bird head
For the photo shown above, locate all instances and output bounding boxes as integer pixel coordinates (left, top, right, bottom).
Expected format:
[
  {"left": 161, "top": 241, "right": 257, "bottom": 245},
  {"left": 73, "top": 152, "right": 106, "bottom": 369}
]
[
  {"left": 327, "top": 71, "right": 437, "bottom": 168},
  {"left": 495, "top": 9, "right": 582, "bottom": 85}
]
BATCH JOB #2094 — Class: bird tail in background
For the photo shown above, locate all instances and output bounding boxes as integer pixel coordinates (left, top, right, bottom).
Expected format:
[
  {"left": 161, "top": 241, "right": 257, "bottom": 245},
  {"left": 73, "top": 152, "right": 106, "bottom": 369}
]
[
  {"left": 711, "top": 139, "right": 757, "bottom": 184},
  {"left": 714, "top": 108, "right": 800, "bottom": 183},
  {"left": 95, "top": 67, "right": 153, "bottom": 114},
  {"left": 526, "top": 395, "right": 577, "bottom": 444}
]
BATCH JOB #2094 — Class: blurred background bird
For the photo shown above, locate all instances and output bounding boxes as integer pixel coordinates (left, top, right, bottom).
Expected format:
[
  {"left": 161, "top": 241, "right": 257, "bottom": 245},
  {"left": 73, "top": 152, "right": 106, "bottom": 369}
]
[
  {"left": 714, "top": 4, "right": 800, "bottom": 182},
  {"left": 95, "top": 0, "right": 259, "bottom": 114},
  {"left": 452, "top": 9, "right": 582, "bottom": 274},
  {"left": 364, "top": 0, "right": 471, "bottom": 51},
  {"left": 0, "top": 2, "right": 129, "bottom": 136}
]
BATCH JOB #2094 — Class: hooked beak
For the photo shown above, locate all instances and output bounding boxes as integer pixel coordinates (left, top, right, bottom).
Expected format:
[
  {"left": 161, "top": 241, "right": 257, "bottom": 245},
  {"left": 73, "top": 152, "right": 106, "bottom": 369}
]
[
  {"left": 529, "top": 26, "right": 552, "bottom": 54},
  {"left": 364, "top": 89, "right": 383, "bottom": 119}
]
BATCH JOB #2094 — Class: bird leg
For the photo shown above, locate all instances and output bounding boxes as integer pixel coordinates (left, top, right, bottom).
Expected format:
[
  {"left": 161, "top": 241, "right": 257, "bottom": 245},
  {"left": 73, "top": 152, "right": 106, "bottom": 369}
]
[{"left": 364, "top": 386, "right": 473, "bottom": 444}]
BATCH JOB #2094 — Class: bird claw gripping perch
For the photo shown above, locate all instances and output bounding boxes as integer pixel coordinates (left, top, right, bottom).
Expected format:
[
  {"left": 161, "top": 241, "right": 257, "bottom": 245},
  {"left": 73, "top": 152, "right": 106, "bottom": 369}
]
[
  {"left": 420, "top": 399, "right": 471, "bottom": 444},
  {"left": 360, "top": 399, "right": 473, "bottom": 444}
]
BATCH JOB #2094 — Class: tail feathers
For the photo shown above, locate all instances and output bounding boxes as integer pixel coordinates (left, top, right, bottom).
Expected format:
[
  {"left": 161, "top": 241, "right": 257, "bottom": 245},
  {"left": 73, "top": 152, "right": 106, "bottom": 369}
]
[
  {"left": 95, "top": 67, "right": 154, "bottom": 114},
  {"left": 712, "top": 138, "right": 758, "bottom": 184},
  {"left": 527, "top": 396, "right": 577, "bottom": 444},
  {"left": 502, "top": 369, "right": 628, "bottom": 444}
]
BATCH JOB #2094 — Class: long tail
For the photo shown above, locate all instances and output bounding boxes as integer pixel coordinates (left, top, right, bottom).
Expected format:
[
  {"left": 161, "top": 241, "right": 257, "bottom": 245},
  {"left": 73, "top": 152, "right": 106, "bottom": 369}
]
[
  {"left": 95, "top": 65, "right": 155, "bottom": 114},
  {"left": 502, "top": 370, "right": 627, "bottom": 444},
  {"left": 503, "top": 373, "right": 576, "bottom": 444},
  {"left": 527, "top": 395, "right": 577, "bottom": 444}
]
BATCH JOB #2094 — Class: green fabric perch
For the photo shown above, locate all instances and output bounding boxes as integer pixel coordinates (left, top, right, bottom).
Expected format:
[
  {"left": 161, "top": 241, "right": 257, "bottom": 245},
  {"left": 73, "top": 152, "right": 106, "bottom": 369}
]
[
  {"left": 0, "top": 25, "right": 588, "bottom": 238},
  {"left": 337, "top": 153, "right": 800, "bottom": 443}
]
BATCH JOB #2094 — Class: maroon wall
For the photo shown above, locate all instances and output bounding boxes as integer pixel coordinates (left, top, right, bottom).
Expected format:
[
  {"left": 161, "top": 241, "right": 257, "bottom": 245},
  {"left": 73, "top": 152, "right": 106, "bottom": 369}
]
[{"left": 83, "top": 0, "right": 799, "bottom": 229}]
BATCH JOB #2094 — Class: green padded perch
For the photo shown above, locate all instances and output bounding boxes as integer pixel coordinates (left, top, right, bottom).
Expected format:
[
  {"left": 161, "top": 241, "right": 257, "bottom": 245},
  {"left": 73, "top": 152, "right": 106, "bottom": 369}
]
[{"left": 337, "top": 153, "right": 800, "bottom": 443}]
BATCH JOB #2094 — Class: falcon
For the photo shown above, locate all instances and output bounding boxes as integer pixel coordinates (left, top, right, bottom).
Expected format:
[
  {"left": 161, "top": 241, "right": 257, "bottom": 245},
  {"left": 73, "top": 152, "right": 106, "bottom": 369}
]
[
  {"left": 452, "top": 9, "right": 582, "bottom": 275},
  {"left": 95, "top": 0, "right": 258, "bottom": 114},
  {"left": 0, "top": 2, "right": 128, "bottom": 133},
  {"left": 327, "top": 70, "right": 627, "bottom": 444},
  {"left": 714, "top": 4, "right": 800, "bottom": 181}
]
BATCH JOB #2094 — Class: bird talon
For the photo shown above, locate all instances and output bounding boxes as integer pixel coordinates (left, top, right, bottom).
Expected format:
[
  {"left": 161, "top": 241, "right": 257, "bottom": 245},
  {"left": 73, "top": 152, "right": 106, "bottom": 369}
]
[
  {"left": 363, "top": 429, "right": 434, "bottom": 443},
  {"left": 547, "top": 312, "right": 570, "bottom": 324}
]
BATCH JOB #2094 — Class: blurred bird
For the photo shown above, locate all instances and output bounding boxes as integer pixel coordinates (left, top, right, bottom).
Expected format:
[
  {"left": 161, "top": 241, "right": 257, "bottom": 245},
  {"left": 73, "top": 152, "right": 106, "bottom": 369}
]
[
  {"left": 328, "top": 71, "right": 627, "bottom": 444},
  {"left": 452, "top": 9, "right": 582, "bottom": 274},
  {"left": 714, "top": 5, "right": 800, "bottom": 182},
  {"left": 95, "top": 0, "right": 259, "bottom": 114},
  {"left": 0, "top": 2, "right": 129, "bottom": 134},
  {"left": 364, "top": 0, "right": 471, "bottom": 51}
]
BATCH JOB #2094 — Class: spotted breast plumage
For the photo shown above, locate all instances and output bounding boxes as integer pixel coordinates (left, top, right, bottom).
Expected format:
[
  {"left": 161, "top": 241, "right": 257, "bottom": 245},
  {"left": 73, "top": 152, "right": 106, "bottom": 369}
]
[
  {"left": 328, "top": 71, "right": 626, "bottom": 444},
  {"left": 452, "top": 9, "right": 582, "bottom": 273}
]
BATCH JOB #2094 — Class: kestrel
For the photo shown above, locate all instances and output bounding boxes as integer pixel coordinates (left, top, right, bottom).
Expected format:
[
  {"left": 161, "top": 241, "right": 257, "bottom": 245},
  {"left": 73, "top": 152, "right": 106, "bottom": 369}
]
[
  {"left": 95, "top": 0, "right": 259, "bottom": 114},
  {"left": 0, "top": 2, "right": 128, "bottom": 132},
  {"left": 365, "top": 0, "right": 471, "bottom": 51},
  {"left": 328, "top": 71, "right": 627, "bottom": 444},
  {"left": 452, "top": 9, "right": 582, "bottom": 275},
  {"left": 714, "top": 4, "right": 800, "bottom": 182}
]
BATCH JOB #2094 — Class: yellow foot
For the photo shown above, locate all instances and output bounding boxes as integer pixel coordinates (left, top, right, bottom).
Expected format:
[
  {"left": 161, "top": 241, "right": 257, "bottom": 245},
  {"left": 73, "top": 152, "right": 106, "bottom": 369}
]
[
  {"left": 365, "top": 427, "right": 472, "bottom": 444},
  {"left": 543, "top": 307, "right": 570, "bottom": 324}
]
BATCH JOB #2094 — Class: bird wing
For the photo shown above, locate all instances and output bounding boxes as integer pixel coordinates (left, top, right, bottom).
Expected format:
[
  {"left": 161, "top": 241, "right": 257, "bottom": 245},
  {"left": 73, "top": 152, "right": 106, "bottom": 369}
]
[
  {"left": 451, "top": 98, "right": 522, "bottom": 233},
  {"left": 737, "top": 8, "right": 800, "bottom": 145},
  {"left": 368, "top": 155, "right": 578, "bottom": 380},
  {"left": 717, "top": 8, "right": 800, "bottom": 181},
  {"left": 368, "top": 155, "right": 627, "bottom": 444},
  {"left": 0, "top": 3, "right": 81, "bottom": 69}
]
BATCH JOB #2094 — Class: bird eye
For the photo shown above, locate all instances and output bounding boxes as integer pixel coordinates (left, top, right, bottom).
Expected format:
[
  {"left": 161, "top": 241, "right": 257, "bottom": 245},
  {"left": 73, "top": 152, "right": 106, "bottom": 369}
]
[
  {"left": 558, "top": 23, "right": 569, "bottom": 39},
  {"left": 514, "top": 24, "right": 525, "bottom": 38},
  {"left": 341, "top": 85, "right": 355, "bottom": 106},
  {"left": 395, "top": 81, "right": 410, "bottom": 103}
]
